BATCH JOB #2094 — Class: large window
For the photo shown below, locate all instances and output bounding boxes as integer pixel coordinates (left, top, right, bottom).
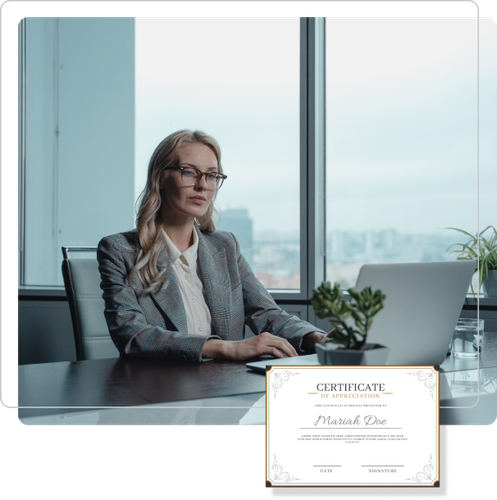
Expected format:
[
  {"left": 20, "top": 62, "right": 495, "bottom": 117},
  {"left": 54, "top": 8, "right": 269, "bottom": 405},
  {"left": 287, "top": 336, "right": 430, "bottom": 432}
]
[
  {"left": 135, "top": 19, "right": 300, "bottom": 290},
  {"left": 324, "top": 17, "right": 493, "bottom": 290}
]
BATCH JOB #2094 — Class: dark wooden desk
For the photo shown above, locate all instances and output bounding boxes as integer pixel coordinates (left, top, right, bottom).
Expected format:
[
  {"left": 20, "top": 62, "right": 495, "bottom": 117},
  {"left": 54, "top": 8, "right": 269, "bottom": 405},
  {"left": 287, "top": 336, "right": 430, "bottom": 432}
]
[
  {"left": 18, "top": 334, "right": 497, "bottom": 424},
  {"left": 19, "top": 357, "right": 265, "bottom": 409}
]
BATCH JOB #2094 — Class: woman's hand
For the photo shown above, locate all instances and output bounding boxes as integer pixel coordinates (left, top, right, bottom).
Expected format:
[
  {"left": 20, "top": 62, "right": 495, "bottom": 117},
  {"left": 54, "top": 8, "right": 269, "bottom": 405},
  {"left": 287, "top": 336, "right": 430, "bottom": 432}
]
[
  {"left": 202, "top": 332, "right": 298, "bottom": 361},
  {"left": 301, "top": 331, "right": 326, "bottom": 352}
]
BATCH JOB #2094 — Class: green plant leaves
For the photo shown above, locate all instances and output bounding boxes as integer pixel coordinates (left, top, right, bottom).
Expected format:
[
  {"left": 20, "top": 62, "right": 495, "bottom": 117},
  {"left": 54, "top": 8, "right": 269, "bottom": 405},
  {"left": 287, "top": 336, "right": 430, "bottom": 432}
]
[
  {"left": 446, "top": 226, "right": 497, "bottom": 297},
  {"left": 311, "top": 282, "right": 386, "bottom": 350}
]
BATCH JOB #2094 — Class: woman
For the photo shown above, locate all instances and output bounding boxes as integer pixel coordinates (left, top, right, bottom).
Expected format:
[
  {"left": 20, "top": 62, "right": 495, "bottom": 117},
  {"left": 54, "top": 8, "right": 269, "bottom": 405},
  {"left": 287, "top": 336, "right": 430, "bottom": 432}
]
[{"left": 97, "top": 129, "right": 325, "bottom": 362}]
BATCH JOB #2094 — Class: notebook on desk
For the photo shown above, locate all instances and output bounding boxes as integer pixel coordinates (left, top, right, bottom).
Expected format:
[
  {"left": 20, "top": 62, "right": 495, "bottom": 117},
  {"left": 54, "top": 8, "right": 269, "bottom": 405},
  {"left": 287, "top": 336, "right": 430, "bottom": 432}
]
[{"left": 247, "top": 260, "right": 476, "bottom": 372}]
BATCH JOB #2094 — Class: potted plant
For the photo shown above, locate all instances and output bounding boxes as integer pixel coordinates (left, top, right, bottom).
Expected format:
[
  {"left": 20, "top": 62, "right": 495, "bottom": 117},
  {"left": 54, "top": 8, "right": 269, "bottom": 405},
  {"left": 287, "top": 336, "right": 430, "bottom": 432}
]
[
  {"left": 446, "top": 226, "right": 497, "bottom": 297},
  {"left": 311, "top": 282, "right": 387, "bottom": 365}
]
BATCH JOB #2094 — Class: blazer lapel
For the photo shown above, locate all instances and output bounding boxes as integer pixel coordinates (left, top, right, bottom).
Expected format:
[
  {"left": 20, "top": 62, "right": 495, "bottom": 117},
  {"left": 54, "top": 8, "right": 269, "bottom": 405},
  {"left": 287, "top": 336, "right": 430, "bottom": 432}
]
[
  {"left": 150, "top": 247, "right": 188, "bottom": 334},
  {"left": 197, "top": 232, "right": 232, "bottom": 338}
]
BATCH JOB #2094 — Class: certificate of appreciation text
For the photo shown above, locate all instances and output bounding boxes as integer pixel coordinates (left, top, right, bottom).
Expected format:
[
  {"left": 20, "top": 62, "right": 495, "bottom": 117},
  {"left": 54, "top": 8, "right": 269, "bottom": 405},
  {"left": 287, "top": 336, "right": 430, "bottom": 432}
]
[{"left": 266, "top": 366, "right": 439, "bottom": 487}]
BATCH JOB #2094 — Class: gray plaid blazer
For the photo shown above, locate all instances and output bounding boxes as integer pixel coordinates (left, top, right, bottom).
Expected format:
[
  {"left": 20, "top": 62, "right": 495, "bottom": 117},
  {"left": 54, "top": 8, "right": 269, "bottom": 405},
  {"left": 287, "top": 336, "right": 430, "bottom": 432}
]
[{"left": 97, "top": 228, "right": 322, "bottom": 362}]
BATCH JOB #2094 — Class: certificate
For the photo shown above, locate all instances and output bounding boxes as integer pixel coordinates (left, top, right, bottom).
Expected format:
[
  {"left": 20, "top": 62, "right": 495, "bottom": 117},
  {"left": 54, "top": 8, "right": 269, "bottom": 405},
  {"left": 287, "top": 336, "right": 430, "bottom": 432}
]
[{"left": 266, "top": 366, "right": 439, "bottom": 487}]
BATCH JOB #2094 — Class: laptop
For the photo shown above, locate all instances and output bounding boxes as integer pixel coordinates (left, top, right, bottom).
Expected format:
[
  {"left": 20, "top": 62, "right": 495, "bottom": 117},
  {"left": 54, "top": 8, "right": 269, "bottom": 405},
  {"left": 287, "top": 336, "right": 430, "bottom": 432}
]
[{"left": 247, "top": 260, "right": 476, "bottom": 372}]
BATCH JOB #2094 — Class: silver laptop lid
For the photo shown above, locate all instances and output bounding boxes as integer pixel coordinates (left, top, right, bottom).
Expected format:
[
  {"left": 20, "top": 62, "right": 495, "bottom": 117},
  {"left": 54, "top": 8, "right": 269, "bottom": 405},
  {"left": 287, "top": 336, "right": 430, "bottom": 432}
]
[{"left": 355, "top": 260, "right": 476, "bottom": 365}]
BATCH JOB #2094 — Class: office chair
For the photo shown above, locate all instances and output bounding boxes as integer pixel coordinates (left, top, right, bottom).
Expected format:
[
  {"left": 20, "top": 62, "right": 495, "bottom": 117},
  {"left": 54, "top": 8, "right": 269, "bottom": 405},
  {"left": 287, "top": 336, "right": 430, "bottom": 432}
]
[{"left": 61, "top": 247, "right": 120, "bottom": 360}]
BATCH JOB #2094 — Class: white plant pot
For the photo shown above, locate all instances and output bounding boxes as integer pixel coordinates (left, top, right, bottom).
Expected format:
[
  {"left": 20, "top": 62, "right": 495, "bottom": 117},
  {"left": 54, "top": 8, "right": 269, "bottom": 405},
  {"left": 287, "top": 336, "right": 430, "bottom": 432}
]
[{"left": 483, "top": 270, "right": 497, "bottom": 297}]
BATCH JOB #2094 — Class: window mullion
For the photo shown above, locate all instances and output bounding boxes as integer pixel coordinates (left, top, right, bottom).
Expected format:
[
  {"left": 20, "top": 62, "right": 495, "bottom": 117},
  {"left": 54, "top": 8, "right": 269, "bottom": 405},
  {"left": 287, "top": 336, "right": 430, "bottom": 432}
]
[
  {"left": 272, "top": 17, "right": 326, "bottom": 304},
  {"left": 307, "top": 18, "right": 327, "bottom": 297}
]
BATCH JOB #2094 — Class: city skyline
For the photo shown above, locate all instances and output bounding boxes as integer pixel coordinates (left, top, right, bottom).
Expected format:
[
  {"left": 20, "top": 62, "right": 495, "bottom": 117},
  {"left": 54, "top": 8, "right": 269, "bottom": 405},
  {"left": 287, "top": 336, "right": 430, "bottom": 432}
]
[{"left": 220, "top": 206, "right": 469, "bottom": 290}]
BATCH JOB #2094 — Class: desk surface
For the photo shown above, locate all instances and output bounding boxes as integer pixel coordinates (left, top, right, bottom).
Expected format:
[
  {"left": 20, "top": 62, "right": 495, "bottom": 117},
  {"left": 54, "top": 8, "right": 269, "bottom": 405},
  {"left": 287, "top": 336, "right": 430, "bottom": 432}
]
[
  {"left": 19, "top": 357, "right": 265, "bottom": 409},
  {"left": 18, "top": 332, "right": 497, "bottom": 425}
]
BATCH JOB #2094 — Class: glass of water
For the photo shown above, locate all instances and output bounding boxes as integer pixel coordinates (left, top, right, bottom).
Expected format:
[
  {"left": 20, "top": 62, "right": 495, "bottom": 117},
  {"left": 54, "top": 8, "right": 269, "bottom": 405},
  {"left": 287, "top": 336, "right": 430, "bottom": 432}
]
[{"left": 451, "top": 318, "right": 484, "bottom": 358}]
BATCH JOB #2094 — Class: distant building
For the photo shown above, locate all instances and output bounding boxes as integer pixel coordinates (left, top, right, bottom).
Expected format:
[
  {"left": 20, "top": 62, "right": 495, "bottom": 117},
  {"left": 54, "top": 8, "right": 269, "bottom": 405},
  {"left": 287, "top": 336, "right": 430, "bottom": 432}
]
[{"left": 218, "top": 208, "right": 254, "bottom": 266}]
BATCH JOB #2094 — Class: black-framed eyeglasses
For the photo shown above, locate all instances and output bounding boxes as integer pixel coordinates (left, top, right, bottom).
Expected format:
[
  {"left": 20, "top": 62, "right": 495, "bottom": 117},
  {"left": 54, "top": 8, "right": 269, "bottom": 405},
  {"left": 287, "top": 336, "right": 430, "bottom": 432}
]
[{"left": 164, "top": 166, "right": 227, "bottom": 190}]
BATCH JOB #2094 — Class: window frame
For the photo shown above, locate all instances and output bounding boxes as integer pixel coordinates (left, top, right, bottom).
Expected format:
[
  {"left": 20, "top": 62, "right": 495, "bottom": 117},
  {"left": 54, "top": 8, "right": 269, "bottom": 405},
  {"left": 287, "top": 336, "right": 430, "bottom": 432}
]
[{"left": 18, "top": 18, "right": 27, "bottom": 287}]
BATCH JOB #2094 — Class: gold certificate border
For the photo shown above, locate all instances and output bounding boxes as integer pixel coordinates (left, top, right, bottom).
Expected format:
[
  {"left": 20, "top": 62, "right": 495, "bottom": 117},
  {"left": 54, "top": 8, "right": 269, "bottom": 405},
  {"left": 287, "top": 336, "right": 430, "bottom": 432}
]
[{"left": 265, "top": 365, "right": 440, "bottom": 488}]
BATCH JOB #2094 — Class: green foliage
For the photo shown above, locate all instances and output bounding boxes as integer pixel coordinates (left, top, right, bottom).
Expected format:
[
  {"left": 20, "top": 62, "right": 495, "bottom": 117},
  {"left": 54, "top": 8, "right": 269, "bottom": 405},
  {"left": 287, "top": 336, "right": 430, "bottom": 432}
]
[
  {"left": 446, "top": 226, "right": 497, "bottom": 296},
  {"left": 311, "top": 282, "right": 386, "bottom": 350}
]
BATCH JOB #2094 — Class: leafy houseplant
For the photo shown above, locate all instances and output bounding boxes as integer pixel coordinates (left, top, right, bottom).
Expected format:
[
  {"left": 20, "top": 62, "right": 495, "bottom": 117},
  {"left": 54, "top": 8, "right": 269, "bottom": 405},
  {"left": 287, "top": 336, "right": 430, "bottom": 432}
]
[
  {"left": 446, "top": 226, "right": 497, "bottom": 297},
  {"left": 311, "top": 282, "right": 387, "bottom": 365}
]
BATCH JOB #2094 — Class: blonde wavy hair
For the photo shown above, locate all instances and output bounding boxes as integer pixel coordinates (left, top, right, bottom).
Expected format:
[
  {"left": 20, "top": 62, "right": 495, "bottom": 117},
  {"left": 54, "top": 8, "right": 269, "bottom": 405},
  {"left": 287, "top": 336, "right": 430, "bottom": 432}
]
[{"left": 129, "top": 129, "right": 223, "bottom": 293}]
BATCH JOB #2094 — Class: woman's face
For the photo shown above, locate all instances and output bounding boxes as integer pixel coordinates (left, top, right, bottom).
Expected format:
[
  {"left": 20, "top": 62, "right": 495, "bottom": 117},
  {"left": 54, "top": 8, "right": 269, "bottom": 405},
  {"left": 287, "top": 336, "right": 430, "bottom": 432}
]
[{"left": 159, "top": 142, "right": 218, "bottom": 224}]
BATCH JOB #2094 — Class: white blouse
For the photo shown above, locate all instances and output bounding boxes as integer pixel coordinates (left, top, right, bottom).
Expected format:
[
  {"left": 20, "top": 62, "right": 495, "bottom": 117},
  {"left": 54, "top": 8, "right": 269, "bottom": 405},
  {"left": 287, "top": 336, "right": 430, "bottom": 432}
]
[{"left": 162, "top": 228, "right": 212, "bottom": 336}]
